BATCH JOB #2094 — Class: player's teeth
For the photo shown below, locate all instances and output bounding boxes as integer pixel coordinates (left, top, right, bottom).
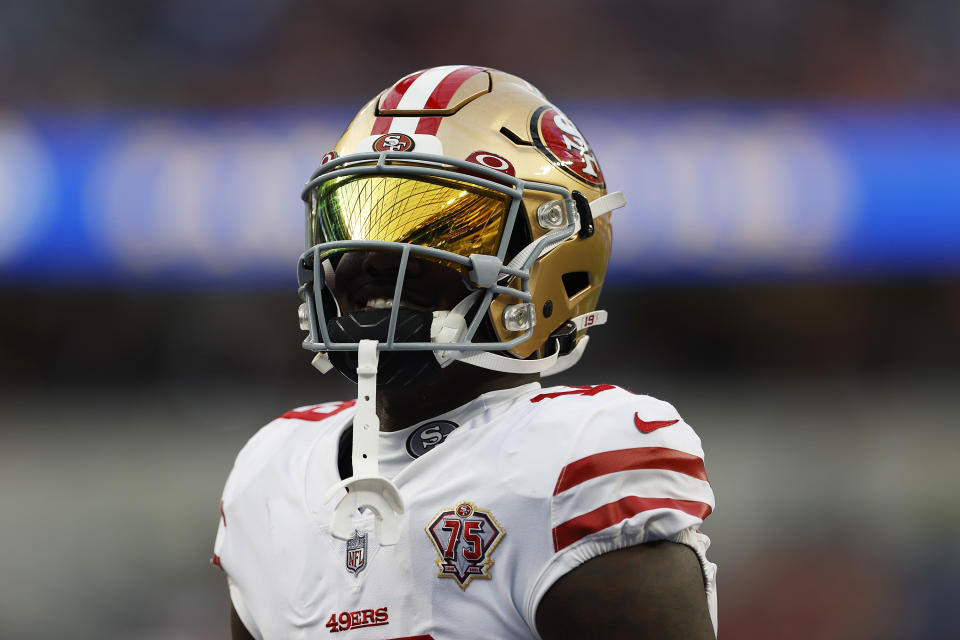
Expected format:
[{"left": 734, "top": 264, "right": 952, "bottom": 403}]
[{"left": 366, "top": 298, "right": 393, "bottom": 309}]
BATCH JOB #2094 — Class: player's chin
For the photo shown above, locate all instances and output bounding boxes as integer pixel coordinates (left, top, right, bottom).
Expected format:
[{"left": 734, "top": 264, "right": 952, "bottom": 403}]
[
  {"left": 376, "top": 352, "right": 474, "bottom": 390},
  {"left": 371, "top": 350, "right": 441, "bottom": 388}
]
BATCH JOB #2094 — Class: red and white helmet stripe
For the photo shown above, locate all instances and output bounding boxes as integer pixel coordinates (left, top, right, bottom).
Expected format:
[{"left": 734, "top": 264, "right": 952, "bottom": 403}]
[{"left": 372, "top": 65, "right": 486, "bottom": 136}]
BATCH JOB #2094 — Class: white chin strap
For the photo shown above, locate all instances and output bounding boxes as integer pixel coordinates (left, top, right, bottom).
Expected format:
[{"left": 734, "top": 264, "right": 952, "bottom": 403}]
[
  {"left": 430, "top": 291, "right": 482, "bottom": 368},
  {"left": 589, "top": 191, "right": 627, "bottom": 217},
  {"left": 432, "top": 304, "right": 607, "bottom": 376},
  {"left": 324, "top": 339, "right": 404, "bottom": 545}
]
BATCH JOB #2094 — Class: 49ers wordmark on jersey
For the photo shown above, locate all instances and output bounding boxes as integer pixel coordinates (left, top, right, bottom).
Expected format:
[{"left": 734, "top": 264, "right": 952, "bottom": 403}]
[
  {"left": 426, "top": 501, "right": 505, "bottom": 589},
  {"left": 325, "top": 606, "right": 388, "bottom": 633}
]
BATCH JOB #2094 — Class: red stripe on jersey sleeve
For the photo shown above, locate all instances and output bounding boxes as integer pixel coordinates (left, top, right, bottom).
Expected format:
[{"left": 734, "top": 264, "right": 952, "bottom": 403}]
[
  {"left": 422, "top": 66, "right": 485, "bottom": 110},
  {"left": 530, "top": 384, "right": 617, "bottom": 402},
  {"left": 552, "top": 496, "right": 713, "bottom": 551},
  {"left": 380, "top": 70, "right": 426, "bottom": 109},
  {"left": 553, "top": 447, "right": 708, "bottom": 495},
  {"left": 280, "top": 400, "right": 356, "bottom": 422}
]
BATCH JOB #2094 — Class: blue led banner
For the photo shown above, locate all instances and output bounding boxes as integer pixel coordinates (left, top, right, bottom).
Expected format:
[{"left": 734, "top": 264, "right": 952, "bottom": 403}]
[{"left": 0, "top": 106, "right": 958, "bottom": 286}]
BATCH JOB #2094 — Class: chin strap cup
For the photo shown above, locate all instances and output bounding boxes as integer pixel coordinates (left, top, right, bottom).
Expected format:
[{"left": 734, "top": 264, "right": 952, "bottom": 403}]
[
  {"left": 324, "top": 339, "right": 405, "bottom": 545},
  {"left": 451, "top": 309, "right": 607, "bottom": 376},
  {"left": 431, "top": 291, "right": 482, "bottom": 367}
]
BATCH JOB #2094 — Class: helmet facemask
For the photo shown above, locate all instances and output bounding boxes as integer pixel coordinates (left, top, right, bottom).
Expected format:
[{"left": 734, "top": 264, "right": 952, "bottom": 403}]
[{"left": 297, "top": 150, "right": 584, "bottom": 380}]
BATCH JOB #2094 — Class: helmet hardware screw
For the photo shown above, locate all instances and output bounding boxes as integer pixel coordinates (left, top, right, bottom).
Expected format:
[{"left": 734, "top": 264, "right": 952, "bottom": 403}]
[
  {"left": 502, "top": 303, "right": 536, "bottom": 331},
  {"left": 536, "top": 200, "right": 566, "bottom": 229}
]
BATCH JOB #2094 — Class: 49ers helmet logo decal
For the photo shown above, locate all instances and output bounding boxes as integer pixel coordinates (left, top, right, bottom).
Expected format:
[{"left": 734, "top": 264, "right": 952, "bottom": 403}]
[
  {"left": 373, "top": 133, "right": 415, "bottom": 152},
  {"left": 530, "top": 106, "right": 605, "bottom": 188},
  {"left": 426, "top": 501, "right": 504, "bottom": 589}
]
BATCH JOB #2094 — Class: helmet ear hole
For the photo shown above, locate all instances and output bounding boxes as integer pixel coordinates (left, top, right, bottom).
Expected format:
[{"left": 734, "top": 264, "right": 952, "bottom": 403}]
[{"left": 561, "top": 271, "right": 590, "bottom": 298}]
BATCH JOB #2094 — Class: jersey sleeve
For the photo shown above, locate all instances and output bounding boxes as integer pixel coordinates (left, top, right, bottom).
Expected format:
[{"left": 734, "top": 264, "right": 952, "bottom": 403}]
[
  {"left": 523, "top": 386, "right": 717, "bottom": 632},
  {"left": 210, "top": 401, "right": 355, "bottom": 640},
  {"left": 211, "top": 418, "right": 293, "bottom": 640}
]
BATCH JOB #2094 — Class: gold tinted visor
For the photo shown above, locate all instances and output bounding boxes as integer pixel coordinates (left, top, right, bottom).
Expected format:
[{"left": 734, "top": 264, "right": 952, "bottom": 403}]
[{"left": 309, "top": 174, "right": 510, "bottom": 260}]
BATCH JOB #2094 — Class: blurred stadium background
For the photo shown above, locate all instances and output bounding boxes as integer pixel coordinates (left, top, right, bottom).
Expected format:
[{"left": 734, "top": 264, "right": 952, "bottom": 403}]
[{"left": 2, "top": 1, "right": 959, "bottom": 638}]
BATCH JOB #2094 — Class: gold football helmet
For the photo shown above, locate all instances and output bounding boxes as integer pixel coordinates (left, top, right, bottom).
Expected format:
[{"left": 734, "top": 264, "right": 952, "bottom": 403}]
[{"left": 297, "top": 65, "right": 626, "bottom": 381}]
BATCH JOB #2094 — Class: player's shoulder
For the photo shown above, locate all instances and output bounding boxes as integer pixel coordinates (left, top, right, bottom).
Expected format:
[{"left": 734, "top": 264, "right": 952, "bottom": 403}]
[
  {"left": 518, "top": 383, "right": 703, "bottom": 458},
  {"left": 526, "top": 383, "right": 678, "bottom": 414},
  {"left": 222, "top": 399, "right": 356, "bottom": 500},
  {"left": 496, "top": 384, "right": 705, "bottom": 495},
  {"left": 514, "top": 385, "right": 714, "bottom": 627},
  {"left": 238, "top": 399, "right": 356, "bottom": 459},
  {"left": 523, "top": 383, "right": 686, "bottom": 426}
]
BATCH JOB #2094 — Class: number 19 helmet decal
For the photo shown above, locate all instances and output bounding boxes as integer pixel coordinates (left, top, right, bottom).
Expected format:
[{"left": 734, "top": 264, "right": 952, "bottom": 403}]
[{"left": 297, "top": 66, "right": 626, "bottom": 383}]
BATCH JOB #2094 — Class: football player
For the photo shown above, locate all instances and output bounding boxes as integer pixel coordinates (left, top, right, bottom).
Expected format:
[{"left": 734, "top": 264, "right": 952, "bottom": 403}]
[{"left": 214, "top": 66, "right": 717, "bottom": 639}]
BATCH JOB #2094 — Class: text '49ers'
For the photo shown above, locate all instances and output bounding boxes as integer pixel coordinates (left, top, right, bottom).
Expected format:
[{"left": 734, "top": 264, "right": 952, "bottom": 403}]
[{"left": 326, "top": 606, "right": 388, "bottom": 633}]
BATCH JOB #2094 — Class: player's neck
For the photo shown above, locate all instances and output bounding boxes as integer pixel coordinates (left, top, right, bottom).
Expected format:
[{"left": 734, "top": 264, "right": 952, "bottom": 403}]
[{"left": 375, "top": 367, "right": 539, "bottom": 432}]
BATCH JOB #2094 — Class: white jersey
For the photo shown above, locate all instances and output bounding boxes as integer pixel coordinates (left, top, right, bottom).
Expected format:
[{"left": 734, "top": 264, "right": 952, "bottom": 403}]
[{"left": 214, "top": 383, "right": 717, "bottom": 639}]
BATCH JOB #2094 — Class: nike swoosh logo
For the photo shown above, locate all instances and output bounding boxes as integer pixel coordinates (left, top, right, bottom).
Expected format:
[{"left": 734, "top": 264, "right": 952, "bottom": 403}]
[{"left": 634, "top": 414, "right": 679, "bottom": 434}]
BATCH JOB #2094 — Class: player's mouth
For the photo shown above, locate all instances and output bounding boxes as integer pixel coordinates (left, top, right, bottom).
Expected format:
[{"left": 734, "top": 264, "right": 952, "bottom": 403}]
[
  {"left": 350, "top": 291, "right": 438, "bottom": 314},
  {"left": 364, "top": 297, "right": 394, "bottom": 310},
  {"left": 338, "top": 258, "right": 471, "bottom": 314},
  {"left": 359, "top": 297, "right": 434, "bottom": 313}
]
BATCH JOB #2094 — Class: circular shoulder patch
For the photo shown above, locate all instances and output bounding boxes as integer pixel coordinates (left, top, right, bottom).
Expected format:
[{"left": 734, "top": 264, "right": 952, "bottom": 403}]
[
  {"left": 406, "top": 420, "right": 459, "bottom": 458},
  {"left": 373, "top": 133, "right": 415, "bottom": 152},
  {"left": 529, "top": 106, "right": 605, "bottom": 188}
]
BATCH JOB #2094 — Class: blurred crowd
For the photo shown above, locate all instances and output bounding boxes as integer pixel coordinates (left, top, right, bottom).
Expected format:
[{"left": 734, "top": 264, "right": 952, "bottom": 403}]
[{"left": 1, "top": 0, "right": 959, "bottom": 107}]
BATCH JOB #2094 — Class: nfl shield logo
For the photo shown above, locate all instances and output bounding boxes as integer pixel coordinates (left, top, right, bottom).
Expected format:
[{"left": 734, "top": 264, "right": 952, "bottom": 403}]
[{"left": 346, "top": 530, "right": 367, "bottom": 575}]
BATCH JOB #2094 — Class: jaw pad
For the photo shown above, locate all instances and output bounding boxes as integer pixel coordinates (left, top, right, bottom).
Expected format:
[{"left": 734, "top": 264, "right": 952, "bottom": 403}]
[{"left": 327, "top": 309, "right": 438, "bottom": 387}]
